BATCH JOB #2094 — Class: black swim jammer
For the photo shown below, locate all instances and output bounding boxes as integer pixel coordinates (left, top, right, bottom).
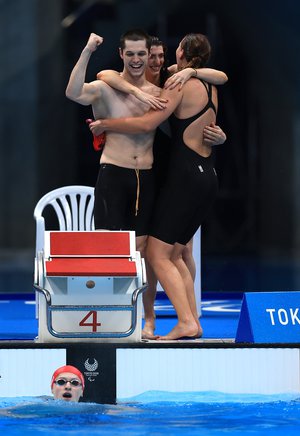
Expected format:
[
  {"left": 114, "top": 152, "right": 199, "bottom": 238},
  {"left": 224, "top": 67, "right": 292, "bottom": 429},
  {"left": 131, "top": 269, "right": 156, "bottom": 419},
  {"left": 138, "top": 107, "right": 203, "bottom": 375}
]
[{"left": 94, "top": 163, "right": 156, "bottom": 237}]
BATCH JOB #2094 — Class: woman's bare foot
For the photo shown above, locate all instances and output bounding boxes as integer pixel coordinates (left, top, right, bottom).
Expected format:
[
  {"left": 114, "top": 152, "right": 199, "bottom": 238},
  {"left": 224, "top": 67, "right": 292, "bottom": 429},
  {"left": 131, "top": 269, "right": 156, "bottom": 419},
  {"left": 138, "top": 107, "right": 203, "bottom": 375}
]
[
  {"left": 156, "top": 320, "right": 199, "bottom": 341},
  {"left": 142, "top": 318, "right": 159, "bottom": 340},
  {"left": 197, "top": 326, "right": 203, "bottom": 338},
  {"left": 196, "top": 319, "right": 203, "bottom": 338}
]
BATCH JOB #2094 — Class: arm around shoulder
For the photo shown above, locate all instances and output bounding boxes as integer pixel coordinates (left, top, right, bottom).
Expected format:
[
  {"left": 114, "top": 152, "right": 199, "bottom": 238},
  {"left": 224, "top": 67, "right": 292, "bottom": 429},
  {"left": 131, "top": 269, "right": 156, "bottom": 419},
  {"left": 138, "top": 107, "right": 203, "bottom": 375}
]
[
  {"left": 194, "top": 68, "right": 228, "bottom": 85},
  {"left": 96, "top": 69, "right": 168, "bottom": 110},
  {"left": 96, "top": 69, "right": 136, "bottom": 94},
  {"left": 164, "top": 66, "right": 228, "bottom": 90}
]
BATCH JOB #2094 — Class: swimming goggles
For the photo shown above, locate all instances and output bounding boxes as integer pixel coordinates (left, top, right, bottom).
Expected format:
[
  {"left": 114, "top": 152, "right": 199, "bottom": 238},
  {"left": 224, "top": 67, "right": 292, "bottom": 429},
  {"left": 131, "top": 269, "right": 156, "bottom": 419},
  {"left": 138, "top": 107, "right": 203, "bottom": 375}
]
[{"left": 54, "top": 378, "right": 82, "bottom": 387}]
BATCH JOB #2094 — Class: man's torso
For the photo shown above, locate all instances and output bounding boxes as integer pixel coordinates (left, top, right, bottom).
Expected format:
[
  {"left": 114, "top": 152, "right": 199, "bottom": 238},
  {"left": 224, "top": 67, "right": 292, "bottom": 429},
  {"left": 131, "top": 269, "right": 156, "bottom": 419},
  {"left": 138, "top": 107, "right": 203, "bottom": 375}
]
[{"left": 92, "top": 80, "right": 161, "bottom": 169}]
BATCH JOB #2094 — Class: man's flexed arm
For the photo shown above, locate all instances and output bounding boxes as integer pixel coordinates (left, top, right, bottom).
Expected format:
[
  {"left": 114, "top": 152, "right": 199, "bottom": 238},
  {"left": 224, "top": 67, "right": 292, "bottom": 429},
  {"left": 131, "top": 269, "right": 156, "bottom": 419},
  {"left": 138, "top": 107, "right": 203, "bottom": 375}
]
[{"left": 66, "top": 33, "right": 103, "bottom": 105}]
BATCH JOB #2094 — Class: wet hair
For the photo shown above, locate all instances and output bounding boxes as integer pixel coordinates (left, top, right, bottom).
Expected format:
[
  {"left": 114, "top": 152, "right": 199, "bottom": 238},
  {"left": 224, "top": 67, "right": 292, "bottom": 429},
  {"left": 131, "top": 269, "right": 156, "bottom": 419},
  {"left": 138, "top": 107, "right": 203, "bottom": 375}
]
[
  {"left": 119, "top": 28, "right": 151, "bottom": 51},
  {"left": 180, "top": 33, "right": 211, "bottom": 68},
  {"left": 149, "top": 36, "right": 170, "bottom": 87}
]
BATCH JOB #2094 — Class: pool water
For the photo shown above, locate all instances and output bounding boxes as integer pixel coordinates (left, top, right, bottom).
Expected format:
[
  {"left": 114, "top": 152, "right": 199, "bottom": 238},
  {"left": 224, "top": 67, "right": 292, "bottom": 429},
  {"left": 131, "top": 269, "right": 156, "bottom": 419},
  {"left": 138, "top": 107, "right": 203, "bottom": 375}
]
[{"left": 0, "top": 391, "right": 299, "bottom": 435}]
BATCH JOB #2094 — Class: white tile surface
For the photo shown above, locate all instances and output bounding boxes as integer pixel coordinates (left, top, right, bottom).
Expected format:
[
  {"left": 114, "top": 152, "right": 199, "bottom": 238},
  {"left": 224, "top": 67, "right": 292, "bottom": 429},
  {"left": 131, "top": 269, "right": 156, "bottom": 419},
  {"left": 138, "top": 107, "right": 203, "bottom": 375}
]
[
  {"left": 117, "top": 348, "right": 300, "bottom": 398},
  {"left": 0, "top": 348, "right": 66, "bottom": 397}
]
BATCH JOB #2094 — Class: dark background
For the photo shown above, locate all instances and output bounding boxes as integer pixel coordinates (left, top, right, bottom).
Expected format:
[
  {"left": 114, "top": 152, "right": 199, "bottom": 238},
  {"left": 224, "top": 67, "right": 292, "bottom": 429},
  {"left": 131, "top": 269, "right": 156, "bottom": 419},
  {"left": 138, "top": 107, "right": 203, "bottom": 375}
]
[{"left": 0, "top": 0, "right": 300, "bottom": 293}]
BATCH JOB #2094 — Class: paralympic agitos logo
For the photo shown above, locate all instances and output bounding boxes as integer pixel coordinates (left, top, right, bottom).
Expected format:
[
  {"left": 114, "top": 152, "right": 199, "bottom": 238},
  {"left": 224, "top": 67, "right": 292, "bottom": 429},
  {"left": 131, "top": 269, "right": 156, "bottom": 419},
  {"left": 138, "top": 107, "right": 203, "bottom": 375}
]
[{"left": 83, "top": 358, "right": 99, "bottom": 382}]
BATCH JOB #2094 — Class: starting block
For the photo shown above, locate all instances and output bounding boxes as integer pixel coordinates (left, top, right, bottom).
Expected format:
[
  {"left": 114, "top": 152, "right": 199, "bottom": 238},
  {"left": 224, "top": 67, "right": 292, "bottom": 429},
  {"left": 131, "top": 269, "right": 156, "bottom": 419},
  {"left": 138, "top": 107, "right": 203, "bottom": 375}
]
[{"left": 34, "top": 231, "right": 147, "bottom": 343}]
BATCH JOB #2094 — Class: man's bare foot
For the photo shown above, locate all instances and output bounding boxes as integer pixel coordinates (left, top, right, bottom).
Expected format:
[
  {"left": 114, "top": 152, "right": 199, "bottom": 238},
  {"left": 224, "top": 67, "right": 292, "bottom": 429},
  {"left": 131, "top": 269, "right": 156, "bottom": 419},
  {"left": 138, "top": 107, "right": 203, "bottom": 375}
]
[
  {"left": 156, "top": 321, "right": 199, "bottom": 341},
  {"left": 142, "top": 319, "right": 159, "bottom": 340},
  {"left": 142, "top": 328, "right": 159, "bottom": 340}
]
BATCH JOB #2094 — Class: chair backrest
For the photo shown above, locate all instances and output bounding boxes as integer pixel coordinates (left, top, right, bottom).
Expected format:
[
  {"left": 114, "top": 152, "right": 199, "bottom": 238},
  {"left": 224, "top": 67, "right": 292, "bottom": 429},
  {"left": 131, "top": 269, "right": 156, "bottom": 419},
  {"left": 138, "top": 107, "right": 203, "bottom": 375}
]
[{"left": 34, "top": 185, "right": 94, "bottom": 255}]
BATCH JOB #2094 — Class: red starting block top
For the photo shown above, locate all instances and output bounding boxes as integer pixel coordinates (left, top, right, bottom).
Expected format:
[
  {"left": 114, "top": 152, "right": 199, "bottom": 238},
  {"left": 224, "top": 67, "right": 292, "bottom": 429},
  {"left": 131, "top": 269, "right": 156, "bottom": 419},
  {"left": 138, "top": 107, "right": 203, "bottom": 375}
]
[
  {"left": 45, "top": 258, "right": 137, "bottom": 276},
  {"left": 49, "top": 231, "right": 132, "bottom": 257}
]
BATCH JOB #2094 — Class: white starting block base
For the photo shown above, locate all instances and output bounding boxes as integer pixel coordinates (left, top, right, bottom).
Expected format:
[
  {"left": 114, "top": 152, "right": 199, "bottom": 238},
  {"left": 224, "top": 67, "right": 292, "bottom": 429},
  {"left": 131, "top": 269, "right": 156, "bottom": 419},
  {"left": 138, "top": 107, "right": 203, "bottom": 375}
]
[
  {"left": 34, "top": 231, "right": 146, "bottom": 343},
  {"left": 36, "top": 293, "right": 144, "bottom": 343}
]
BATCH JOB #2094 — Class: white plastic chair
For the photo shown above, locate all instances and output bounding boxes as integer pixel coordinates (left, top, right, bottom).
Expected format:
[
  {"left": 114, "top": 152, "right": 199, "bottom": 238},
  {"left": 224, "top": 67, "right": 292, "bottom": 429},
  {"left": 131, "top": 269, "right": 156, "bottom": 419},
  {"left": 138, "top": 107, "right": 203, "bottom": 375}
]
[{"left": 33, "top": 185, "right": 95, "bottom": 255}]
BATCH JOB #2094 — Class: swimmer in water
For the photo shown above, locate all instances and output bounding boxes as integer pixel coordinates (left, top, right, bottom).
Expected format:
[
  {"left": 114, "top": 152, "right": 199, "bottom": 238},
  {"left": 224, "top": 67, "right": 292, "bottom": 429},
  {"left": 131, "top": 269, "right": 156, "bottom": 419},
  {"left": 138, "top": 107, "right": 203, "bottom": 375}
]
[{"left": 51, "top": 365, "right": 85, "bottom": 402}]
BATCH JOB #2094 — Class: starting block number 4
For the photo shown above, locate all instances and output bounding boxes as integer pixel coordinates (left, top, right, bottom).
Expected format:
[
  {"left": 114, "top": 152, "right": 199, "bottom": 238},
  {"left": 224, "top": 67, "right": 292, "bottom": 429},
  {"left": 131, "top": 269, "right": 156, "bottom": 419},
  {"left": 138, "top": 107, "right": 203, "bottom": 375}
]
[
  {"left": 79, "top": 311, "right": 102, "bottom": 332},
  {"left": 51, "top": 310, "right": 132, "bottom": 334}
]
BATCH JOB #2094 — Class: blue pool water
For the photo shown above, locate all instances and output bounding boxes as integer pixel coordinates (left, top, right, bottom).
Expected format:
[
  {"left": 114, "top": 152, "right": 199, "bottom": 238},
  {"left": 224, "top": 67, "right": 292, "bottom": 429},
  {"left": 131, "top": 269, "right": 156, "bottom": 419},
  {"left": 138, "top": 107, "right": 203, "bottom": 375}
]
[
  {"left": 0, "top": 295, "right": 241, "bottom": 340},
  {"left": 0, "top": 391, "right": 299, "bottom": 435}
]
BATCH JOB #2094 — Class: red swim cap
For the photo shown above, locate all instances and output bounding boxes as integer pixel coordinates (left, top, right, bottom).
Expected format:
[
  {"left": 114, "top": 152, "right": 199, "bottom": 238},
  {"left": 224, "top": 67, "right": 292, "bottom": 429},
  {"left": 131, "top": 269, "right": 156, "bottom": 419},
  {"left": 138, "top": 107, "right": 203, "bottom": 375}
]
[{"left": 51, "top": 365, "right": 85, "bottom": 390}]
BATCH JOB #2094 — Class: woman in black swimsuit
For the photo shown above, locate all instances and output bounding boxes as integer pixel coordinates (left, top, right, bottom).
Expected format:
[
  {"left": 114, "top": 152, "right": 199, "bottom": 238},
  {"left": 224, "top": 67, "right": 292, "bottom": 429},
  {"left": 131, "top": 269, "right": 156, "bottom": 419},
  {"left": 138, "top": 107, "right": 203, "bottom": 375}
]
[{"left": 90, "top": 33, "right": 223, "bottom": 340}]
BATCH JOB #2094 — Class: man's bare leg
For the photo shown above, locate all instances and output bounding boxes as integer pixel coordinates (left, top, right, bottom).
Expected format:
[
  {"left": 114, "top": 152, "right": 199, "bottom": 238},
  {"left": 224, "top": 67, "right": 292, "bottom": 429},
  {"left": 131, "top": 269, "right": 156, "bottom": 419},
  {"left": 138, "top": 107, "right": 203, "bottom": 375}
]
[
  {"left": 136, "top": 235, "right": 158, "bottom": 339},
  {"left": 147, "top": 236, "right": 198, "bottom": 340},
  {"left": 142, "top": 263, "right": 158, "bottom": 339}
]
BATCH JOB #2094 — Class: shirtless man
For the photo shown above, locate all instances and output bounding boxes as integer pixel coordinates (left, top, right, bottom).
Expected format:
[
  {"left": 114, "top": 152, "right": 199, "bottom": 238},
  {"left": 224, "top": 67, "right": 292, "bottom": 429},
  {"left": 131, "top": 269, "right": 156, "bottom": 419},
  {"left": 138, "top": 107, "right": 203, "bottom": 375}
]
[{"left": 66, "top": 29, "right": 166, "bottom": 255}]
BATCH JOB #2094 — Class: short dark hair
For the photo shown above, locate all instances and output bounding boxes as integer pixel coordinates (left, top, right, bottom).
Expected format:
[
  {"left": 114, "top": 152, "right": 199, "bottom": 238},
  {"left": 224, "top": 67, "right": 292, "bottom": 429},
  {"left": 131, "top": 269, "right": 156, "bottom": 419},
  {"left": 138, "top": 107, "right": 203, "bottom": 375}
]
[
  {"left": 119, "top": 29, "right": 151, "bottom": 51},
  {"left": 149, "top": 36, "right": 168, "bottom": 56}
]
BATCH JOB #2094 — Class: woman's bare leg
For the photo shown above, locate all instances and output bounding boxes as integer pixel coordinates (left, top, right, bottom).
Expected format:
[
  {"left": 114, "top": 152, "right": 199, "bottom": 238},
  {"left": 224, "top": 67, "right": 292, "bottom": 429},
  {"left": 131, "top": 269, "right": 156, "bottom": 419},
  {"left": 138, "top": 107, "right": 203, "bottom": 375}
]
[
  {"left": 147, "top": 236, "right": 199, "bottom": 340},
  {"left": 182, "top": 238, "right": 196, "bottom": 281},
  {"left": 140, "top": 240, "right": 198, "bottom": 339},
  {"left": 172, "top": 243, "right": 202, "bottom": 337}
]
